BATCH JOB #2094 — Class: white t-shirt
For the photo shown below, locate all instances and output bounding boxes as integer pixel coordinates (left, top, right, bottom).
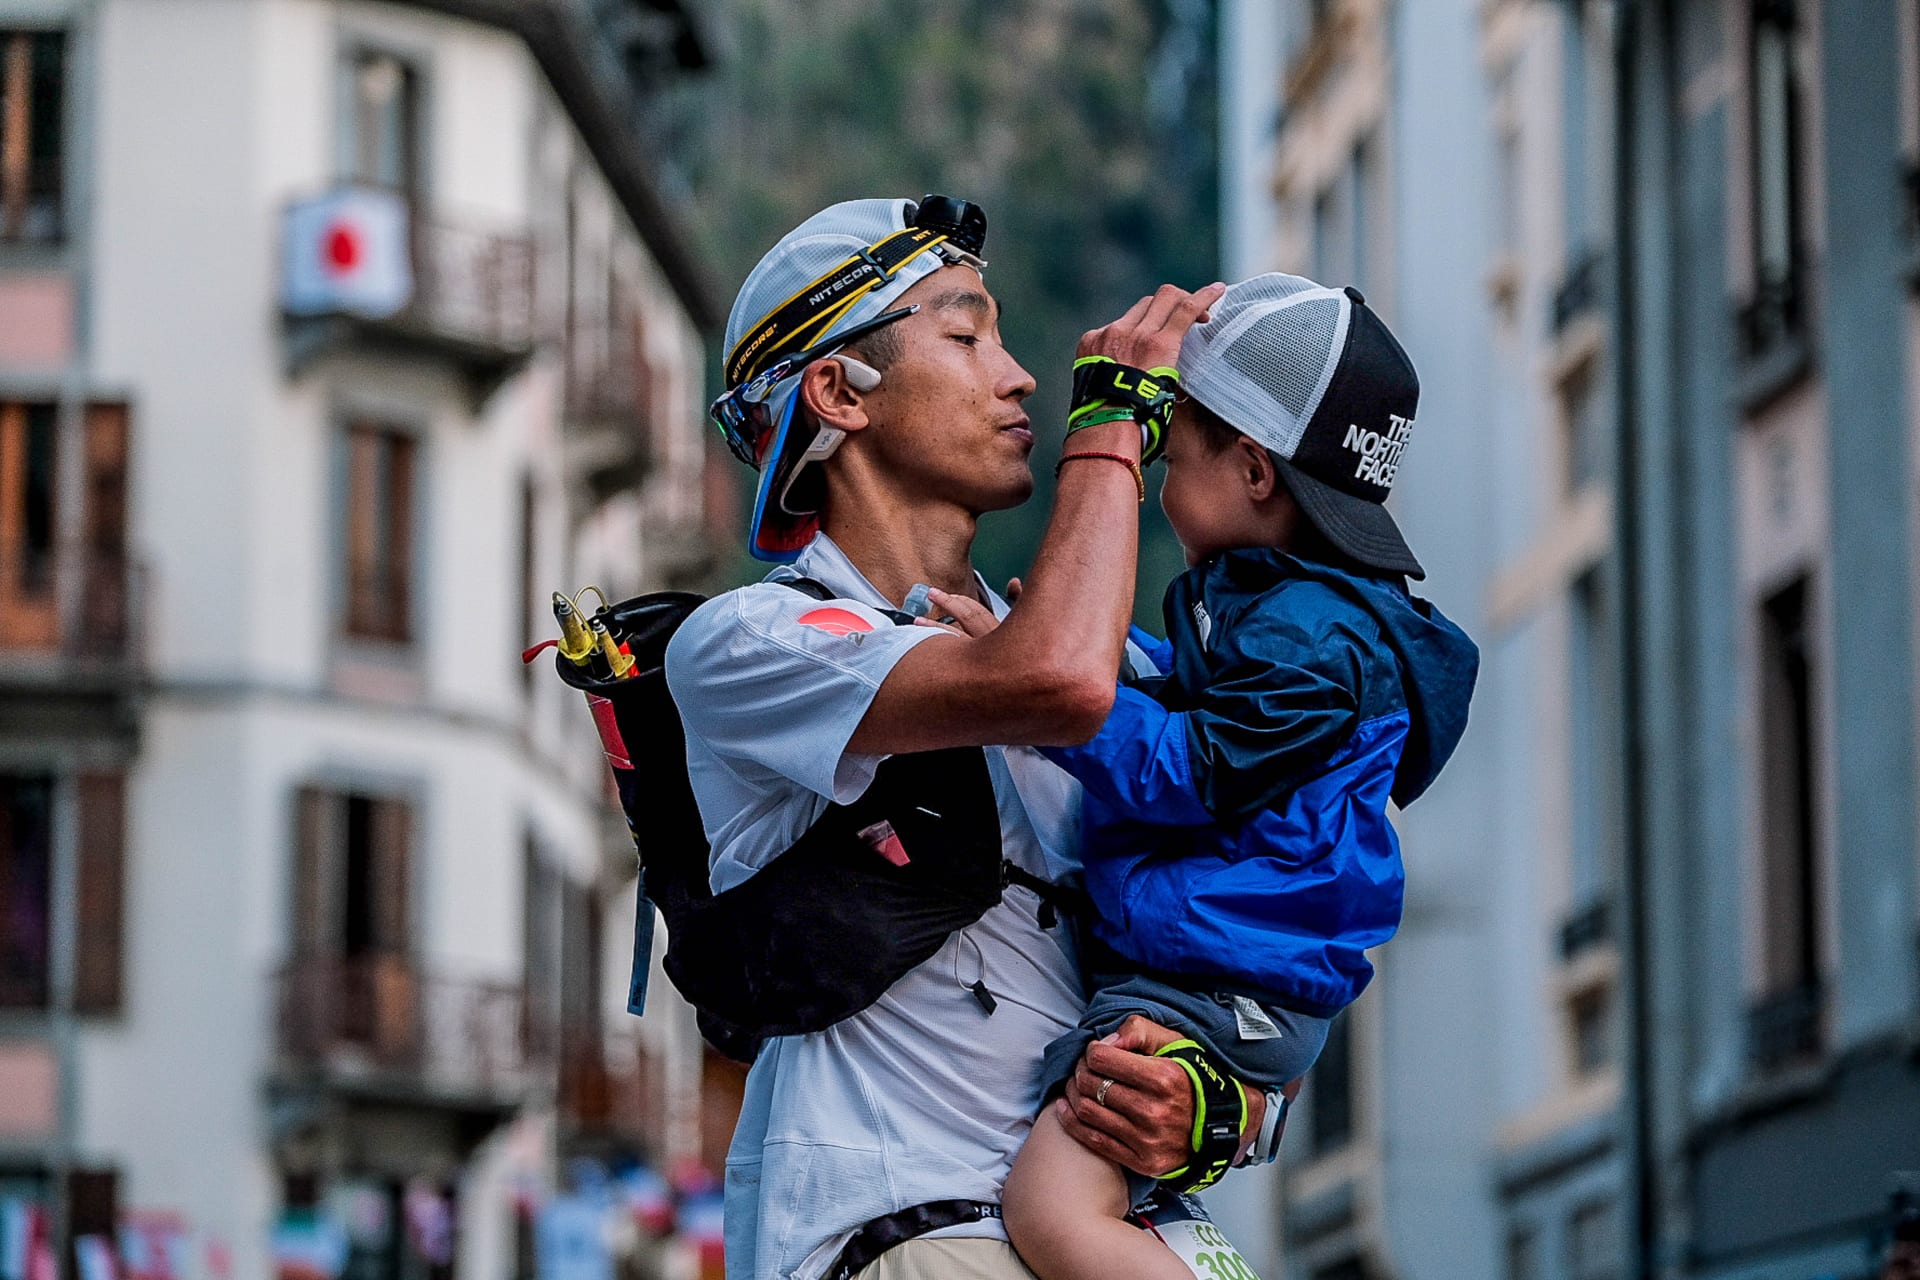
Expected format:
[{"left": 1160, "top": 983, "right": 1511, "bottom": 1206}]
[{"left": 663, "top": 535, "right": 1089, "bottom": 1280}]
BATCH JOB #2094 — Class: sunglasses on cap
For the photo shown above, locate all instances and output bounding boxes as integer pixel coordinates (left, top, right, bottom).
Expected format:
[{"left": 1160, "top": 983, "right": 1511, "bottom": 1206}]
[{"left": 709, "top": 305, "right": 919, "bottom": 469}]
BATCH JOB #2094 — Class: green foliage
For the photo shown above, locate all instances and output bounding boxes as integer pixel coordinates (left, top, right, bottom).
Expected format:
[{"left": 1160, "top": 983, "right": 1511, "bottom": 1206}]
[{"left": 660, "top": 0, "right": 1220, "bottom": 627}]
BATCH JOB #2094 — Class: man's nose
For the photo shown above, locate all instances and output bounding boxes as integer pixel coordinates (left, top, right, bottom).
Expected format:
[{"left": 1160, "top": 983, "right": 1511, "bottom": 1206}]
[{"left": 1000, "top": 350, "right": 1036, "bottom": 402}]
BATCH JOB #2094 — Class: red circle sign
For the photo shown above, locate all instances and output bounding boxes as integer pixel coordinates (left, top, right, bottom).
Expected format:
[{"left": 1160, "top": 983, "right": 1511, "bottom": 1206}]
[{"left": 324, "top": 222, "right": 361, "bottom": 274}]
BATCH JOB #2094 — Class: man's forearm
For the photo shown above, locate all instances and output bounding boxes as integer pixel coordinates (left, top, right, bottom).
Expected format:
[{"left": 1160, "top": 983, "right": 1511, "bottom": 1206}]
[{"left": 972, "top": 417, "right": 1143, "bottom": 727}]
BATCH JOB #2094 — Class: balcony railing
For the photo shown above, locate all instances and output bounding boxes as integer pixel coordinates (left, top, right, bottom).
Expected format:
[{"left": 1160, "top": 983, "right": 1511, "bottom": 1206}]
[
  {"left": 1736, "top": 255, "right": 1810, "bottom": 363},
  {"left": 557, "top": 1024, "right": 669, "bottom": 1156},
  {"left": 281, "top": 188, "right": 535, "bottom": 401},
  {"left": 0, "top": 157, "right": 66, "bottom": 245},
  {"left": 1551, "top": 247, "right": 1605, "bottom": 334},
  {"left": 0, "top": 541, "right": 146, "bottom": 677},
  {"left": 564, "top": 297, "right": 658, "bottom": 501},
  {"left": 1558, "top": 897, "right": 1613, "bottom": 962},
  {"left": 275, "top": 954, "right": 535, "bottom": 1105},
  {"left": 411, "top": 215, "right": 535, "bottom": 354},
  {"left": 1746, "top": 981, "right": 1823, "bottom": 1074}
]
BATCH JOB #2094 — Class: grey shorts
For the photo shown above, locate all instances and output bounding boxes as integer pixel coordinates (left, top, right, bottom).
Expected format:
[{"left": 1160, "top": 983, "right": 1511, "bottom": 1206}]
[{"left": 1039, "top": 974, "right": 1331, "bottom": 1206}]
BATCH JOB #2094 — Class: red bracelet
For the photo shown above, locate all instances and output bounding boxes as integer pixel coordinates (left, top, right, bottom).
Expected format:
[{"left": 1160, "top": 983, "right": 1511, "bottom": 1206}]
[{"left": 1056, "top": 449, "right": 1146, "bottom": 502}]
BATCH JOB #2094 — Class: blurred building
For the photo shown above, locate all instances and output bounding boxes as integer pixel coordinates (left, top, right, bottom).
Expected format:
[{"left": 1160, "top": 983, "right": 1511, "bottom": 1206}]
[
  {"left": 1617, "top": 2, "right": 1920, "bottom": 1277},
  {"left": 0, "top": 2, "right": 735, "bottom": 1278},
  {"left": 1220, "top": 2, "right": 1920, "bottom": 1279}
]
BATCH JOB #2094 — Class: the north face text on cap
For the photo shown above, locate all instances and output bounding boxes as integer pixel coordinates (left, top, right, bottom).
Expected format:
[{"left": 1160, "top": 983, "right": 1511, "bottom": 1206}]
[{"left": 1342, "top": 414, "right": 1414, "bottom": 488}]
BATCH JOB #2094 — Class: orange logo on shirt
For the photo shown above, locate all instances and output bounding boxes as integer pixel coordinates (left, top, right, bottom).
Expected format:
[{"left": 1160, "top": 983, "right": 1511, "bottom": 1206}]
[{"left": 797, "top": 607, "right": 874, "bottom": 636}]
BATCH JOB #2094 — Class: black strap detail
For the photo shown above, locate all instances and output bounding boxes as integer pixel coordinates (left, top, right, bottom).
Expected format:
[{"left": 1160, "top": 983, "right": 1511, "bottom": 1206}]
[
  {"left": 726, "top": 227, "right": 948, "bottom": 388},
  {"left": 826, "top": 1201, "right": 1002, "bottom": 1280},
  {"left": 779, "top": 575, "right": 919, "bottom": 626},
  {"left": 1001, "top": 859, "right": 1086, "bottom": 930}
]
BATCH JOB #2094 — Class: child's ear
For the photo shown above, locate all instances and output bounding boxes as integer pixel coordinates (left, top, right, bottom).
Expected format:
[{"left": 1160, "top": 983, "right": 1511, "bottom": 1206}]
[{"left": 1240, "top": 437, "right": 1279, "bottom": 501}]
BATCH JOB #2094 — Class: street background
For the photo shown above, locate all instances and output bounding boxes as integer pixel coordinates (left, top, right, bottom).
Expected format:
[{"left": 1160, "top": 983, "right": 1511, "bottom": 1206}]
[{"left": 2, "top": 2, "right": 1918, "bottom": 1280}]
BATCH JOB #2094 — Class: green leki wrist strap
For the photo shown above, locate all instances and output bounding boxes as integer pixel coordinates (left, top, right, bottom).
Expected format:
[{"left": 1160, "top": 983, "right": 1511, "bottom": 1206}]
[
  {"left": 1152, "top": 1038, "right": 1249, "bottom": 1194},
  {"left": 1067, "top": 357, "right": 1181, "bottom": 465}
]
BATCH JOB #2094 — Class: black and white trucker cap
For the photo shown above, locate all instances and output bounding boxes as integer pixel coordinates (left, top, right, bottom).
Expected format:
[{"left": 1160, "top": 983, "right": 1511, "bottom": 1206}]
[{"left": 1178, "top": 273, "right": 1425, "bottom": 579}]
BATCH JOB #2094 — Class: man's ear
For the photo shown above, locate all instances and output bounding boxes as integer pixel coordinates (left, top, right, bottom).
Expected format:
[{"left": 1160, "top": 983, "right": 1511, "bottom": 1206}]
[
  {"left": 798, "top": 358, "right": 874, "bottom": 434},
  {"left": 1240, "top": 436, "right": 1279, "bottom": 501}
]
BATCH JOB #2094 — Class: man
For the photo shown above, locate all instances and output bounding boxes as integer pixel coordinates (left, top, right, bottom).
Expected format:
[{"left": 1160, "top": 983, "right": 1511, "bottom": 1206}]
[{"left": 666, "top": 196, "right": 1274, "bottom": 1280}]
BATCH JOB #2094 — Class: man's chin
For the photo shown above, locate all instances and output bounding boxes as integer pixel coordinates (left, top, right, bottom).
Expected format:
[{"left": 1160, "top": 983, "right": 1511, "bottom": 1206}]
[{"left": 977, "top": 468, "right": 1036, "bottom": 513}]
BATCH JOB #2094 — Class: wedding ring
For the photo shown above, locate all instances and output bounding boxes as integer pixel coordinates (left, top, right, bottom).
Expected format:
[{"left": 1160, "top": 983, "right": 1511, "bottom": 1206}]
[{"left": 1096, "top": 1077, "right": 1115, "bottom": 1106}]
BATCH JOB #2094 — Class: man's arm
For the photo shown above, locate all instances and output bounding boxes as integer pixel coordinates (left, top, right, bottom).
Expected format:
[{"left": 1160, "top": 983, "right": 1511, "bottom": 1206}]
[{"left": 847, "top": 283, "right": 1225, "bottom": 755}]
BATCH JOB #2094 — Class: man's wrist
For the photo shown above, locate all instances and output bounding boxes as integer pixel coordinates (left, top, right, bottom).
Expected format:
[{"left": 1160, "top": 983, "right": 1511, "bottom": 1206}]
[{"left": 1061, "top": 418, "right": 1142, "bottom": 460}]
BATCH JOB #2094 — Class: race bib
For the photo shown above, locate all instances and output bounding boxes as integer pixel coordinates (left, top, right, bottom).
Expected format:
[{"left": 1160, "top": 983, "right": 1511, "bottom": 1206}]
[
  {"left": 1131, "top": 1195, "right": 1262, "bottom": 1280},
  {"left": 1153, "top": 1220, "right": 1262, "bottom": 1280}
]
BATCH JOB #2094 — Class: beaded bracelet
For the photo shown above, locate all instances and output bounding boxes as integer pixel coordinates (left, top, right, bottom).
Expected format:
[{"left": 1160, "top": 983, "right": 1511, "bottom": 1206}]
[{"left": 1055, "top": 450, "right": 1146, "bottom": 503}]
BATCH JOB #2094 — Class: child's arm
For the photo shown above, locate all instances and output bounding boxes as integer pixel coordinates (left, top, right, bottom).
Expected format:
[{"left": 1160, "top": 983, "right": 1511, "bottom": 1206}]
[
  {"left": 1042, "top": 684, "right": 1215, "bottom": 827},
  {"left": 1046, "top": 633, "right": 1366, "bottom": 826}
]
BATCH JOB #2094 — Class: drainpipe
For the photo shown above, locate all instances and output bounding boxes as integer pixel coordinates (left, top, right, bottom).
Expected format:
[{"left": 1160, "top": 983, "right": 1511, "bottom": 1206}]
[{"left": 1609, "top": 1, "right": 1660, "bottom": 1278}]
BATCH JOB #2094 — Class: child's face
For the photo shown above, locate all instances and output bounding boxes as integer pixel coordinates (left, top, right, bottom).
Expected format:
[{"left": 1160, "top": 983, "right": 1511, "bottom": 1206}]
[{"left": 1159, "top": 404, "right": 1291, "bottom": 567}]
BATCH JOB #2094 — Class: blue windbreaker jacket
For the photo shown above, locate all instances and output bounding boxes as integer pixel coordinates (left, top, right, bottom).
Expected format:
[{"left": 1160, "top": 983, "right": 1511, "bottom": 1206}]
[{"left": 1046, "top": 548, "right": 1479, "bottom": 1017}]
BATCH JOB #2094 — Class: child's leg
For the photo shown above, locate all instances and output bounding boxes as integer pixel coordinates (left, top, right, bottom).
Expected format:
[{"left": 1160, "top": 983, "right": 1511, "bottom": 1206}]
[{"left": 1002, "top": 1104, "right": 1195, "bottom": 1280}]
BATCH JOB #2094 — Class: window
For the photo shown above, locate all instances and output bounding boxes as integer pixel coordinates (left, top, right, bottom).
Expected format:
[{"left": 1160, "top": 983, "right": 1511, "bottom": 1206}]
[
  {"left": 1310, "top": 140, "right": 1371, "bottom": 289},
  {"left": 0, "top": 773, "right": 53, "bottom": 1008},
  {"left": 344, "top": 49, "right": 421, "bottom": 194},
  {"left": 0, "top": 401, "right": 57, "bottom": 649},
  {"left": 0, "top": 30, "right": 65, "bottom": 243},
  {"left": 342, "top": 422, "right": 417, "bottom": 644},
  {"left": 74, "top": 771, "right": 126, "bottom": 1015},
  {"left": 1741, "top": 0, "right": 1807, "bottom": 358},
  {"left": 1568, "top": 982, "right": 1614, "bottom": 1076},
  {"left": 522, "top": 835, "right": 561, "bottom": 1050},
  {"left": 1750, "top": 575, "right": 1823, "bottom": 1066},
  {"left": 1507, "top": 1226, "right": 1542, "bottom": 1280},
  {"left": 1313, "top": 170, "right": 1352, "bottom": 288},
  {"left": 1562, "top": 1, "right": 1598, "bottom": 254},
  {"left": 1350, "top": 137, "right": 1373, "bottom": 294},
  {"left": 1309, "top": 1011, "right": 1355, "bottom": 1153},
  {"left": 1568, "top": 568, "right": 1617, "bottom": 905},
  {"left": 1567, "top": 1198, "right": 1620, "bottom": 1280},
  {"left": 293, "top": 787, "right": 412, "bottom": 961},
  {"left": 0, "top": 772, "right": 124, "bottom": 1015}
]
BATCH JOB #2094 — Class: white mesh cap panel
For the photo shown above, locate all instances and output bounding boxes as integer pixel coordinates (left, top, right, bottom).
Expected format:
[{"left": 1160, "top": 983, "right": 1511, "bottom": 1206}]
[
  {"left": 1176, "top": 273, "right": 1352, "bottom": 459},
  {"left": 724, "top": 198, "right": 948, "bottom": 375}
]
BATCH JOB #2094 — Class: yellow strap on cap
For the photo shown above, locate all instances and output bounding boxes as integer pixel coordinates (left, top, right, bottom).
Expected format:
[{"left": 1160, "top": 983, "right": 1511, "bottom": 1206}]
[{"left": 725, "top": 227, "right": 950, "bottom": 389}]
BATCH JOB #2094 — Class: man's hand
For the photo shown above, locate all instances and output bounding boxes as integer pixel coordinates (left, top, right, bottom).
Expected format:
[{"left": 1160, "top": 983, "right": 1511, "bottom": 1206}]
[
  {"left": 1078, "top": 282, "right": 1226, "bottom": 373},
  {"left": 1055, "top": 1014, "right": 1266, "bottom": 1178},
  {"left": 911, "top": 587, "right": 1002, "bottom": 638}
]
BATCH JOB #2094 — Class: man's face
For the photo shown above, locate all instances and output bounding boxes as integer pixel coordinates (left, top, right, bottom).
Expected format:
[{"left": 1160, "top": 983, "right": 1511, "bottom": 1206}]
[{"left": 841, "top": 265, "right": 1037, "bottom": 514}]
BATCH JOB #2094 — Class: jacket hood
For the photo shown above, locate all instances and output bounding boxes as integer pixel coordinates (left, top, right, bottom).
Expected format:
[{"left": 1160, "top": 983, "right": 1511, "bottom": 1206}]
[{"left": 1201, "top": 548, "right": 1479, "bottom": 807}]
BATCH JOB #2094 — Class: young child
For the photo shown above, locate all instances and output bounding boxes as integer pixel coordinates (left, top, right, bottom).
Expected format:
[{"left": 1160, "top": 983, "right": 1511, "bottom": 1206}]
[{"left": 999, "top": 274, "right": 1479, "bottom": 1279}]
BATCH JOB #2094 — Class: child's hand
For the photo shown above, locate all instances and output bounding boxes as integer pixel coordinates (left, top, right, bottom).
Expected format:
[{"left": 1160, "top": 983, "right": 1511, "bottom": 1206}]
[{"left": 911, "top": 587, "right": 1001, "bottom": 638}]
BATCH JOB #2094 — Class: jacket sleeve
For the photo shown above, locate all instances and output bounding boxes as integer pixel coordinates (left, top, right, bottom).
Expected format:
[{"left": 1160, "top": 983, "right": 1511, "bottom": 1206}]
[
  {"left": 1040, "top": 684, "right": 1214, "bottom": 828},
  {"left": 1182, "top": 629, "right": 1365, "bottom": 822},
  {"left": 1127, "top": 625, "right": 1176, "bottom": 676}
]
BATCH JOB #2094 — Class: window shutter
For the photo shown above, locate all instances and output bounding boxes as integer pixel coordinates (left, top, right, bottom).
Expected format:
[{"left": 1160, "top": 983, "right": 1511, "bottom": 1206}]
[
  {"left": 293, "top": 787, "right": 341, "bottom": 955},
  {"left": 370, "top": 796, "right": 411, "bottom": 954},
  {"left": 81, "top": 404, "right": 130, "bottom": 654},
  {"left": 73, "top": 770, "right": 126, "bottom": 1015}
]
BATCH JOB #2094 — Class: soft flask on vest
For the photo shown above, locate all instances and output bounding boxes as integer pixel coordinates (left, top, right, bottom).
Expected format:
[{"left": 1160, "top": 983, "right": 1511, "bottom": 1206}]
[{"left": 544, "top": 581, "right": 1049, "bottom": 1062}]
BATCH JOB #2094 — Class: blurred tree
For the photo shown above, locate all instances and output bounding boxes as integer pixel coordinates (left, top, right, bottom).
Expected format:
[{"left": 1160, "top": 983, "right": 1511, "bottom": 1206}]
[{"left": 652, "top": 0, "right": 1219, "bottom": 624}]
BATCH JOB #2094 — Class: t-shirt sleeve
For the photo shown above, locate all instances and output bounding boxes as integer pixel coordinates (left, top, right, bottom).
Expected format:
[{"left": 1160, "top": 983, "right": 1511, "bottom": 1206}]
[{"left": 664, "top": 585, "right": 955, "bottom": 803}]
